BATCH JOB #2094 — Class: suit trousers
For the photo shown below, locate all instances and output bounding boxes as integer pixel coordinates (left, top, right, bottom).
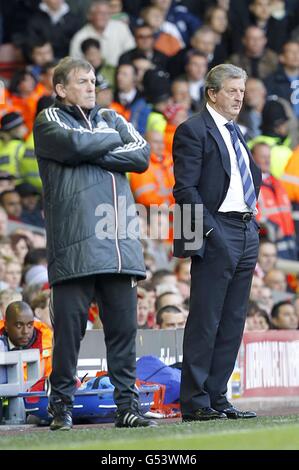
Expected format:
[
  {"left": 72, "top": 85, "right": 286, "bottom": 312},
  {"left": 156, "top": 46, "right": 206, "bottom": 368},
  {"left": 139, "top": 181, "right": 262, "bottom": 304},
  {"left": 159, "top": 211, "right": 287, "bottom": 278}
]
[
  {"left": 49, "top": 274, "right": 138, "bottom": 410},
  {"left": 180, "top": 213, "right": 259, "bottom": 413}
]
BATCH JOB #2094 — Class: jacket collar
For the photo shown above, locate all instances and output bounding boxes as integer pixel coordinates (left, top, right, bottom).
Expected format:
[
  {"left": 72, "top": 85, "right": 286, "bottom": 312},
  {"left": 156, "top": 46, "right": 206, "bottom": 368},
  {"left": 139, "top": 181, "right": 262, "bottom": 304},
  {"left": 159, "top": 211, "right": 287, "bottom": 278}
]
[
  {"left": 54, "top": 98, "right": 101, "bottom": 121},
  {"left": 202, "top": 107, "right": 231, "bottom": 177}
]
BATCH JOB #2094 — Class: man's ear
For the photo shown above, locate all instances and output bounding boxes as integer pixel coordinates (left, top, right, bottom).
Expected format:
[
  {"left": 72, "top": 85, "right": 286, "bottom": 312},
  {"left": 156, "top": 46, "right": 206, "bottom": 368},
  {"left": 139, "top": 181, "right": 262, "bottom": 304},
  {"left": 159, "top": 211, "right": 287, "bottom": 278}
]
[
  {"left": 55, "top": 83, "right": 66, "bottom": 99},
  {"left": 207, "top": 88, "right": 216, "bottom": 103}
]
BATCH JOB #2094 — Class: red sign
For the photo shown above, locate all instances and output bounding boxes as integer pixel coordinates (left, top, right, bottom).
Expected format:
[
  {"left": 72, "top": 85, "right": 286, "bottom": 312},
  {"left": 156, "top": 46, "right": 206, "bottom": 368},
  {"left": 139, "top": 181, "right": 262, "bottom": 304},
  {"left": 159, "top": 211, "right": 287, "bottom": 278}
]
[{"left": 241, "top": 331, "right": 299, "bottom": 397}]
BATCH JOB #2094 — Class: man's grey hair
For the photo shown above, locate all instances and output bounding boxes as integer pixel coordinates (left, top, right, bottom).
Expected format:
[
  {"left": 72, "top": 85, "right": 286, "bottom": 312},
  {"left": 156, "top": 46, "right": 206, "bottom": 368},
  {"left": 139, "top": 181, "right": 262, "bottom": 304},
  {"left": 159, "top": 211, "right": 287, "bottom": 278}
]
[
  {"left": 205, "top": 64, "right": 247, "bottom": 101},
  {"left": 53, "top": 56, "right": 94, "bottom": 89}
]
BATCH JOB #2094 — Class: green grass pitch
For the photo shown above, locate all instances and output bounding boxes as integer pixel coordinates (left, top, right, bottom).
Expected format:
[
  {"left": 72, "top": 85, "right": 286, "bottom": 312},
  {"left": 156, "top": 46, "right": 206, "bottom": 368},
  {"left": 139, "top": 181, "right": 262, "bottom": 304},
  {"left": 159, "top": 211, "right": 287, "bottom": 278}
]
[{"left": 0, "top": 415, "right": 299, "bottom": 450}]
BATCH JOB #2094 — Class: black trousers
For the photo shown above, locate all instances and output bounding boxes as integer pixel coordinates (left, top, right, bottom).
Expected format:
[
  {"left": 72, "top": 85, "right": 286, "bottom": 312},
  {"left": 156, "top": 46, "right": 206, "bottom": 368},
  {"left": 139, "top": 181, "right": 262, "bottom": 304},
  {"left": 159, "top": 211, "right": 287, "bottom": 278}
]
[
  {"left": 49, "top": 274, "right": 138, "bottom": 410},
  {"left": 180, "top": 214, "right": 259, "bottom": 414}
]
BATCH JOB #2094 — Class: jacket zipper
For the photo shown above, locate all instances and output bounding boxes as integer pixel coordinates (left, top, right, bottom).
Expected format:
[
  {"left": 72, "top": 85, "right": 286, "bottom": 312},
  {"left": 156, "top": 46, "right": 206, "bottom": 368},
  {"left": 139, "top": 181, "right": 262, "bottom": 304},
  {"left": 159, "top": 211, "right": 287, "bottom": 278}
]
[
  {"left": 76, "top": 105, "right": 92, "bottom": 130},
  {"left": 76, "top": 106, "right": 122, "bottom": 272},
  {"left": 109, "top": 172, "right": 122, "bottom": 273}
]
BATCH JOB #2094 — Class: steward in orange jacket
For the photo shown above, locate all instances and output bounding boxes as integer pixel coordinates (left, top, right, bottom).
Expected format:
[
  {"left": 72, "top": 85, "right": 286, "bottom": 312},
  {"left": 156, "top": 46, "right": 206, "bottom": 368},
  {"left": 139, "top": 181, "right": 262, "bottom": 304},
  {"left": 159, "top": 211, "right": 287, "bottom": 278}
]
[
  {"left": 130, "top": 131, "right": 175, "bottom": 207},
  {"left": 280, "top": 145, "right": 299, "bottom": 257},
  {"left": 257, "top": 174, "right": 297, "bottom": 259},
  {"left": 0, "top": 302, "right": 52, "bottom": 378}
]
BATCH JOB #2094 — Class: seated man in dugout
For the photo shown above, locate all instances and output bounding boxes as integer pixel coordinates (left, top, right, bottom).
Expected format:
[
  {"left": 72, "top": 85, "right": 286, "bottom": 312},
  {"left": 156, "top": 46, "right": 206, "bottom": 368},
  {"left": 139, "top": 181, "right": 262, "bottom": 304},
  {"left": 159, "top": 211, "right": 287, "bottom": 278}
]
[{"left": 0, "top": 300, "right": 52, "bottom": 378}]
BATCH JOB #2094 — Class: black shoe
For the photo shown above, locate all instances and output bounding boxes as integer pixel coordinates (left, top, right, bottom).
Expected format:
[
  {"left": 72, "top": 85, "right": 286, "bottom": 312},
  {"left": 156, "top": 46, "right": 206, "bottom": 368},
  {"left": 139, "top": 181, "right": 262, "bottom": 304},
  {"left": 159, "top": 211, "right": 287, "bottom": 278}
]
[
  {"left": 219, "top": 406, "right": 257, "bottom": 419},
  {"left": 48, "top": 399, "right": 73, "bottom": 431},
  {"left": 115, "top": 404, "right": 158, "bottom": 428},
  {"left": 182, "top": 407, "right": 227, "bottom": 422}
]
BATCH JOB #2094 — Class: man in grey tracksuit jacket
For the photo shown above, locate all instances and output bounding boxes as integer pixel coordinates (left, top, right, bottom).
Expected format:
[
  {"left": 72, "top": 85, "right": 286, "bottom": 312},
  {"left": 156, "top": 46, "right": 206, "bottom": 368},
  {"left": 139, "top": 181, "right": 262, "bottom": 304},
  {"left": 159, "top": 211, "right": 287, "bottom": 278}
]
[{"left": 33, "top": 57, "right": 155, "bottom": 429}]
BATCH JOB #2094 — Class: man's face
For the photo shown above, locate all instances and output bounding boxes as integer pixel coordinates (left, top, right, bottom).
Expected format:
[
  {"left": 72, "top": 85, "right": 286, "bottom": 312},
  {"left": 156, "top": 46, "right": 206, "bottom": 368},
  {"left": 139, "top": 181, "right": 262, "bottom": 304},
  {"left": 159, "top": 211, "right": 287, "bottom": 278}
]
[
  {"left": 137, "top": 298, "right": 149, "bottom": 326},
  {"left": 281, "top": 43, "right": 299, "bottom": 69},
  {"left": 186, "top": 56, "right": 208, "bottom": 81},
  {"left": 160, "top": 311, "right": 185, "bottom": 329},
  {"left": 244, "top": 78, "right": 266, "bottom": 108},
  {"left": 252, "top": 144, "right": 271, "bottom": 173},
  {"left": 89, "top": 4, "right": 111, "bottom": 31},
  {"left": 243, "top": 28, "right": 267, "bottom": 57},
  {"left": 191, "top": 31, "right": 216, "bottom": 55},
  {"left": 250, "top": 275, "right": 264, "bottom": 301},
  {"left": 32, "top": 43, "right": 54, "bottom": 66},
  {"left": 84, "top": 46, "right": 102, "bottom": 69},
  {"left": 4, "top": 262, "right": 22, "bottom": 289},
  {"left": 209, "top": 78, "right": 245, "bottom": 120},
  {"left": 57, "top": 68, "right": 96, "bottom": 109},
  {"left": 5, "top": 309, "right": 34, "bottom": 347},
  {"left": 2, "top": 192, "right": 22, "bottom": 218},
  {"left": 147, "top": 131, "right": 165, "bottom": 158},
  {"left": 135, "top": 27, "right": 155, "bottom": 51},
  {"left": 273, "top": 304, "right": 298, "bottom": 330},
  {"left": 265, "top": 270, "right": 287, "bottom": 292},
  {"left": 258, "top": 243, "right": 277, "bottom": 273},
  {"left": 117, "top": 65, "right": 135, "bottom": 92},
  {"left": 250, "top": 0, "right": 271, "bottom": 22}
]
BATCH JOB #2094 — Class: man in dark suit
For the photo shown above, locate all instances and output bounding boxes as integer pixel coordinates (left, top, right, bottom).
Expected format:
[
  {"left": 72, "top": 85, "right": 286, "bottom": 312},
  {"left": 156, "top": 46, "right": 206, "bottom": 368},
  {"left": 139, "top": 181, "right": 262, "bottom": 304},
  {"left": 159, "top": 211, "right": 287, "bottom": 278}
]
[{"left": 173, "top": 63, "right": 262, "bottom": 421}]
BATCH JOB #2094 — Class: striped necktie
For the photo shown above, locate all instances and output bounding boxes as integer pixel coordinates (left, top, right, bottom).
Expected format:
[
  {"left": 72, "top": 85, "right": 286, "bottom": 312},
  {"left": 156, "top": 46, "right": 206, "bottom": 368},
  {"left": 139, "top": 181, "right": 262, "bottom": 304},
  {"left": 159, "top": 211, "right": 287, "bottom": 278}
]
[{"left": 225, "top": 121, "right": 256, "bottom": 211}]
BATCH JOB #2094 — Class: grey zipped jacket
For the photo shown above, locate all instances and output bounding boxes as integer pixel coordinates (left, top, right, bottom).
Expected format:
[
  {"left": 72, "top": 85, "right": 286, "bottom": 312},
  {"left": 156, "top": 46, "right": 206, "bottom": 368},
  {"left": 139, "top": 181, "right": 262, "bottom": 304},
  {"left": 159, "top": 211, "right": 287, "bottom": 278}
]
[{"left": 33, "top": 100, "right": 150, "bottom": 286}]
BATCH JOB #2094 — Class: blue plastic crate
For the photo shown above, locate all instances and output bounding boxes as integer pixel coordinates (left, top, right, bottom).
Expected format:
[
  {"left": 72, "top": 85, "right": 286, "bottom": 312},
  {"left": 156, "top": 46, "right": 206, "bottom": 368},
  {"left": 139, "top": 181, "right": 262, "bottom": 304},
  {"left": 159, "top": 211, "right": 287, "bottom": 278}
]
[{"left": 20, "top": 384, "right": 159, "bottom": 424}]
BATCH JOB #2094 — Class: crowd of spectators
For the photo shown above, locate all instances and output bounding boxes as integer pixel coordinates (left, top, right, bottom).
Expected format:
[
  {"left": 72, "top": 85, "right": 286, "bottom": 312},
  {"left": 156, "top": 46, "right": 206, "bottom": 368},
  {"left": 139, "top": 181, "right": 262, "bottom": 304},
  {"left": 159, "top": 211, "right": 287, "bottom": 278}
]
[{"left": 0, "top": 0, "right": 299, "bottom": 354}]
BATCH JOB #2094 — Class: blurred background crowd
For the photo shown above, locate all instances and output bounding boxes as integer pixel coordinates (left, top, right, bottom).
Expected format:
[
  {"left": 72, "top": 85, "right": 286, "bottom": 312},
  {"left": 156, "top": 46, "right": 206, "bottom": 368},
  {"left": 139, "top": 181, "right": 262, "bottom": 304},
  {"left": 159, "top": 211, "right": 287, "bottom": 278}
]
[{"left": 0, "top": 0, "right": 299, "bottom": 345}]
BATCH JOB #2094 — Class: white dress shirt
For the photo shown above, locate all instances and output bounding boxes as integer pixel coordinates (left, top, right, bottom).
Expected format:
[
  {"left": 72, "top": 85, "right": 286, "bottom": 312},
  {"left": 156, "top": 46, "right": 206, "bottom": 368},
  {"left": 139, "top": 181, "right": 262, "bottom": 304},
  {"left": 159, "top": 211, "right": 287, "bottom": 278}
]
[{"left": 206, "top": 103, "right": 254, "bottom": 213}]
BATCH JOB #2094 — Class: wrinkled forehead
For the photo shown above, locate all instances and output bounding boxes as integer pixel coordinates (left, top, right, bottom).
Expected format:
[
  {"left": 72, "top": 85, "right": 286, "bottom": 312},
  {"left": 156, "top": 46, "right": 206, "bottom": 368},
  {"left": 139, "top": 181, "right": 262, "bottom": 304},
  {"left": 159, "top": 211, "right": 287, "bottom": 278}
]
[{"left": 66, "top": 67, "right": 95, "bottom": 83}]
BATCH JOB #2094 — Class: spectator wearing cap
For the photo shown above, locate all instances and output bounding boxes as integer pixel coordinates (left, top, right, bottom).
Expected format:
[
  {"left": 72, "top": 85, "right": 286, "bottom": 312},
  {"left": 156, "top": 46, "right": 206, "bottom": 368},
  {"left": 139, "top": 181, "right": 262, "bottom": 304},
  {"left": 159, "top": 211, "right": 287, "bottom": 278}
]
[
  {"left": 0, "top": 112, "right": 27, "bottom": 181},
  {"left": 81, "top": 38, "right": 115, "bottom": 89},
  {"left": 15, "top": 183, "right": 44, "bottom": 229},
  {"left": 248, "top": 98, "right": 293, "bottom": 178},
  {"left": 118, "top": 24, "right": 168, "bottom": 72},
  {"left": 70, "top": 0, "right": 135, "bottom": 66},
  {"left": 110, "top": 63, "right": 151, "bottom": 135}
]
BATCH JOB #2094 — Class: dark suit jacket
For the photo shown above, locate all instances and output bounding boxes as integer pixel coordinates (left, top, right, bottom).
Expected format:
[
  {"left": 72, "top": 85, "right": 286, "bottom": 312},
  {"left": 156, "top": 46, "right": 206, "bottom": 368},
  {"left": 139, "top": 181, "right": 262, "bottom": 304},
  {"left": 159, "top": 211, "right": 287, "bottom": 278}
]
[{"left": 172, "top": 107, "right": 262, "bottom": 258}]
